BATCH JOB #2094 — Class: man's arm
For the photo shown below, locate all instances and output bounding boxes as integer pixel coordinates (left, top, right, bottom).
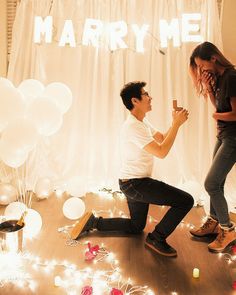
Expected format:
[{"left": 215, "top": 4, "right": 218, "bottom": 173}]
[
  {"left": 153, "top": 131, "right": 164, "bottom": 143},
  {"left": 144, "top": 109, "right": 188, "bottom": 159},
  {"left": 153, "top": 128, "right": 173, "bottom": 143}
]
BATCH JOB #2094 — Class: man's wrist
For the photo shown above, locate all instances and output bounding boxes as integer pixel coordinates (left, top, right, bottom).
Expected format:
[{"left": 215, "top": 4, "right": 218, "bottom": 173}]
[{"left": 172, "top": 122, "right": 180, "bottom": 129}]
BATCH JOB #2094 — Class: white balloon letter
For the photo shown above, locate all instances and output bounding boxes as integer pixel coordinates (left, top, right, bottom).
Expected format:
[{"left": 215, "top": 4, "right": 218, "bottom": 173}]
[
  {"left": 109, "top": 21, "right": 128, "bottom": 51},
  {"left": 159, "top": 19, "right": 180, "bottom": 48},
  {"left": 34, "top": 16, "right": 53, "bottom": 43},
  {"left": 182, "top": 13, "right": 203, "bottom": 43},
  {"left": 82, "top": 18, "right": 103, "bottom": 47},
  {"left": 59, "top": 20, "right": 76, "bottom": 47},
  {"left": 131, "top": 24, "right": 149, "bottom": 53}
]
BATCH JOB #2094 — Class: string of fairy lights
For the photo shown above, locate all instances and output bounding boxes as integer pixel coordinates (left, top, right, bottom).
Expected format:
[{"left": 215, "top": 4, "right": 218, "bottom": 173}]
[
  {"left": 0, "top": 209, "right": 155, "bottom": 294},
  {"left": 1, "top": 188, "right": 236, "bottom": 293},
  {"left": 0, "top": 239, "right": 154, "bottom": 294}
]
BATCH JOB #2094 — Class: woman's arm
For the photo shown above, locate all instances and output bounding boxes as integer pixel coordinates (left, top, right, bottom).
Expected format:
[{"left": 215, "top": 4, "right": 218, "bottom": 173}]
[
  {"left": 213, "top": 97, "right": 236, "bottom": 121},
  {"left": 208, "top": 91, "right": 216, "bottom": 108},
  {"left": 202, "top": 71, "right": 217, "bottom": 107}
]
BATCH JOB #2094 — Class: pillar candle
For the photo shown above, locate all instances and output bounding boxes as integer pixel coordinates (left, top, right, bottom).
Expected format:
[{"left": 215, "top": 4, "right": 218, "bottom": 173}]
[{"left": 193, "top": 268, "right": 200, "bottom": 278}]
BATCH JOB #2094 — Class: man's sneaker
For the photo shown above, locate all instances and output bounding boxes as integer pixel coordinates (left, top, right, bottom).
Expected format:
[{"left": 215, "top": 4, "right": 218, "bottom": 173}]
[
  {"left": 145, "top": 233, "right": 177, "bottom": 257},
  {"left": 70, "top": 212, "right": 97, "bottom": 240},
  {"left": 208, "top": 224, "right": 236, "bottom": 253},
  {"left": 190, "top": 217, "right": 220, "bottom": 237}
]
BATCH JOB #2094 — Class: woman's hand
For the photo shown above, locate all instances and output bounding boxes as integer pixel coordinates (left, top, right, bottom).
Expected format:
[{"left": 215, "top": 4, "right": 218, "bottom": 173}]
[
  {"left": 212, "top": 112, "right": 219, "bottom": 120},
  {"left": 201, "top": 71, "right": 215, "bottom": 92}
]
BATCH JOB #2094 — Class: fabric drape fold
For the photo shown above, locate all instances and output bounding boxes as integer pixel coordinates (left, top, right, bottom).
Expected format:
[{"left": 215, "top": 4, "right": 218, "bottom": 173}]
[{"left": 7, "top": 0, "right": 234, "bottom": 210}]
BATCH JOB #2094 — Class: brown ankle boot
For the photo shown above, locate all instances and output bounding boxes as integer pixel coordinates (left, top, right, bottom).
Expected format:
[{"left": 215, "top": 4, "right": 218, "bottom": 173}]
[
  {"left": 190, "top": 217, "right": 220, "bottom": 237},
  {"left": 208, "top": 225, "right": 236, "bottom": 253}
]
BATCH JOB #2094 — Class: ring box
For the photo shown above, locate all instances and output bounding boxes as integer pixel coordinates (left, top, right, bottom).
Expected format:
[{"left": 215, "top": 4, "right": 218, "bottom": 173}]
[{"left": 172, "top": 99, "right": 183, "bottom": 111}]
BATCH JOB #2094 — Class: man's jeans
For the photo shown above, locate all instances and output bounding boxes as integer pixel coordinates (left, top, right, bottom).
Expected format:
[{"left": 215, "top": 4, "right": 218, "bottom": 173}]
[
  {"left": 205, "top": 136, "right": 236, "bottom": 226},
  {"left": 97, "top": 178, "right": 194, "bottom": 241}
]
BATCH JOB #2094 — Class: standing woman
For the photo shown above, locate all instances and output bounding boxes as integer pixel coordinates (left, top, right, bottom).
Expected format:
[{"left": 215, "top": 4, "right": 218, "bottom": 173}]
[{"left": 189, "top": 41, "right": 236, "bottom": 252}]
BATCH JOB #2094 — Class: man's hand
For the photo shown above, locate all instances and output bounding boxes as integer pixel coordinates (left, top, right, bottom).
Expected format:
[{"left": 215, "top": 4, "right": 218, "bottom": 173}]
[
  {"left": 172, "top": 109, "right": 189, "bottom": 127},
  {"left": 144, "top": 109, "right": 189, "bottom": 159}
]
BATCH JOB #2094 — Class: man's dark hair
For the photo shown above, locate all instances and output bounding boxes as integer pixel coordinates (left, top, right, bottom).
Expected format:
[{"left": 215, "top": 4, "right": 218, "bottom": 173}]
[{"left": 120, "top": 81, "right": 146, "bottom": 110}]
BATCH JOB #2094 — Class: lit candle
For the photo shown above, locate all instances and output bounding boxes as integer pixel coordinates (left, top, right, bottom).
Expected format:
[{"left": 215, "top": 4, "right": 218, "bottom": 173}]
[
  {"left": 193, "top": 268, "right": 200, "bottom": 278},
  {"left": 54, "top": 276, "right": 62, "bottom": 287}
]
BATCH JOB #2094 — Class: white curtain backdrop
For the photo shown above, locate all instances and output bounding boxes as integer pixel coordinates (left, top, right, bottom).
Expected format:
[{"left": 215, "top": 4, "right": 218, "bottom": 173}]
[{"left": 7, "top": 0, "right": 235, "bottom": 210}]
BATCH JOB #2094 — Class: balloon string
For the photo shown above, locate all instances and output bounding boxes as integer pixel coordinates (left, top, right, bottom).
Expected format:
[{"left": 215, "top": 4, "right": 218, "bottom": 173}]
[
  {"left": 1, "top": 162, "right": 8, "bottom": 178},
  {"left": 15, "top": 167, "right": 24, "bottom": 205}
]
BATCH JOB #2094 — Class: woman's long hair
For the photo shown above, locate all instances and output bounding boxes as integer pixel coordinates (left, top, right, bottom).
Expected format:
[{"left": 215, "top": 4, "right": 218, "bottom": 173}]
[{"left": 189, "top": 42, "right": 234, "bottom": 97}]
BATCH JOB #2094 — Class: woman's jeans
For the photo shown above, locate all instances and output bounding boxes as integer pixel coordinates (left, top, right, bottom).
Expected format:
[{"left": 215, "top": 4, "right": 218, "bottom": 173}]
[
  {"left": 97, "top": 178, "right": 194, "bottom": 241},
  {"left": 205, "top": 136, "right": 236, "bottom": 226}
]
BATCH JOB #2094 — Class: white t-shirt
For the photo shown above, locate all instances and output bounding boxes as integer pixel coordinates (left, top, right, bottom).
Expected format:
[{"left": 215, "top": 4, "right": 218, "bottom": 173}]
[{"left": 119, "top": 114, "right": 157, "bottom": 179}]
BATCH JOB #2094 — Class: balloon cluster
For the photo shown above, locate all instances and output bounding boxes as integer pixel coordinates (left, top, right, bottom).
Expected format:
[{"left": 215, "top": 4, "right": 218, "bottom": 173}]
[
  {"left": 0, "top": 77, "right": 81, "bottom": 238},
  {"left": 0, "top": 77, "right": 73, "bottom": 169}
]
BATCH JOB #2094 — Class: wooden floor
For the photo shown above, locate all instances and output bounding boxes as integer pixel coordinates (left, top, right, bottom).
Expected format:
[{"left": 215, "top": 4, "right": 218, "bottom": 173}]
[{"left": 0, "top": 192, "right": 236, "bottom": 295}]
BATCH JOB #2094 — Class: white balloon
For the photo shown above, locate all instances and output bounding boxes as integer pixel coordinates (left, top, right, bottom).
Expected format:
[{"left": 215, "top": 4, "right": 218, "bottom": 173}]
[
  {"left": 35, "top": 177, "right": 53, "bottom": 199},
  {"left": 66, "top": 176, "right": 87, "bottom": 198},
  {"left": 0, "top": 183, "right": 18, "bottom": 205},
  {"left": 1, "top": 118, "right": 39, "bottom": 153},
  {"left": 27, "top": 97, "right": 63, "bottom": 136},
  {"left": 63, "top": 197, "right": 85, "bottom": 220},
  {"left": 4, "top": 201, "right": 27, "bottom": 220},
  {"left": 44, "top": 82, "right": 73, "bottom": 114},
  {"left": 21, "top": 95, "right": 38, "bottom": 108},
  {"left": 18, "top": 79, "right": 44, "bottom": 98},
  {"left": 23, "top": 209, "right": 42, "bottom": 238},
  {"left": 0, "top": 140, "right": 28, "bottom": 168},
  {"left": 0, "top": 85, "right": 25, "bottom": 132},
  {"left": 0, "top": 77, "right": 14, "bottom": 88}
]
